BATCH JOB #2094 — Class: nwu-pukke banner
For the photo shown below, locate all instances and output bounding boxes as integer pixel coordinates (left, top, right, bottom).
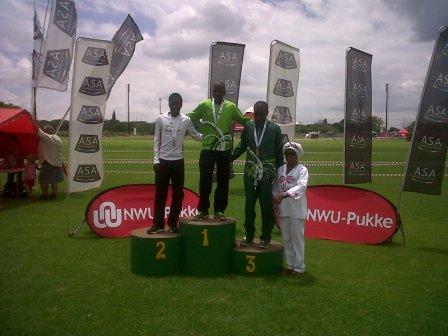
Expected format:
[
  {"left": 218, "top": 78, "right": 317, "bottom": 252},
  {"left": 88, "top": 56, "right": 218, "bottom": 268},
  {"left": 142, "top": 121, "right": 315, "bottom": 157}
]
[
  {"left": 36, "top": 0, "right": 77, "bottom": 91},
  {"left": 344, "top": 48, "right": 373, "bottom": 184},
  {"left": 209, "top": 42, "right": 245, "bottom": 104},
  {"left": 266, "top": 40, "right": 300, "bottom": 142},
  {"left": 68, "top": 38, "right": 113, "bottom": 193},
  {"left": 403, "top": 26, "right": 448, "bottom": 195},
  {"left": 107, "top": 14, "right": 143, "bottom": 98}
]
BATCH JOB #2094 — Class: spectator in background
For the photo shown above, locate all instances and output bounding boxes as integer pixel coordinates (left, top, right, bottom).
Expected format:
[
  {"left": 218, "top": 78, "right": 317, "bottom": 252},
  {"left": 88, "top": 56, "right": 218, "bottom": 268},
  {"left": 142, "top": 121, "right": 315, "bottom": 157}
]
[
  {"left": 2, "top": 135, "right": 26, "bottom": 198},
  {"left": 36, "top": 124, "right": 64, "bottom": 200},
  {"left": 24, "top": 153, "right": 38, "bottom": 198}
]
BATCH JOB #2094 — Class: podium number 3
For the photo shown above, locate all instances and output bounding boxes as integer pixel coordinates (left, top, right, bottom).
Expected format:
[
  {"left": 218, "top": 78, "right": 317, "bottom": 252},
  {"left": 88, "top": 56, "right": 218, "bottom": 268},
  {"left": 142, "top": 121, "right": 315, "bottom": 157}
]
[
  {"left": 246, "top": 255, "right": 256, "bottom": 273},
  {"left": 156, "top": 241, "right": 166, "bottom": 260},
  {"left": 201, "top": 229, "right": 209, "bottom": 246}
]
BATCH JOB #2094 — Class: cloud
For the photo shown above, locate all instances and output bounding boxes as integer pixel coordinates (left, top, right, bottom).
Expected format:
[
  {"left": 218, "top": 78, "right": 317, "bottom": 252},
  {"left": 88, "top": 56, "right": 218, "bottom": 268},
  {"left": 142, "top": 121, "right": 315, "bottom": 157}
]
[{"left": 0, "top": 0, "right": 441, "bottom": 128}]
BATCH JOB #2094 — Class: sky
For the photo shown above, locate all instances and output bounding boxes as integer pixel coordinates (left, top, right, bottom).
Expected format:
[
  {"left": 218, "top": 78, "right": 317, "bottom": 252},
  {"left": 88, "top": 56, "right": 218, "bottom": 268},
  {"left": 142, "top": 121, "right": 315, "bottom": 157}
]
[{"left": 0, "top": 0, "right": 447, "bottom": 128}]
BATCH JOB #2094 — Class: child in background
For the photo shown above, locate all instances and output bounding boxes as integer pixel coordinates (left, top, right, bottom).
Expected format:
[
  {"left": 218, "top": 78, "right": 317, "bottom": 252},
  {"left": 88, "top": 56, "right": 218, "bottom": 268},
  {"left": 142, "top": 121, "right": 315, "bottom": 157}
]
[
  {"left": 273, "top": 142, "right": 309, "bottom": 276},
  {"left": 24, "top": 154, "right": 38, "bottom": 197}
]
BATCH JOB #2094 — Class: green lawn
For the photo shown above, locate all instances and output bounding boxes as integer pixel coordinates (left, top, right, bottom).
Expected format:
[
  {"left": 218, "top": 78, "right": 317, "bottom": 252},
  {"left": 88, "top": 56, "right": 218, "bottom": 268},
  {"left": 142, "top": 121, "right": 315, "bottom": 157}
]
[{"left": 1, "top": 137, "right": 447, "bottom": 336}]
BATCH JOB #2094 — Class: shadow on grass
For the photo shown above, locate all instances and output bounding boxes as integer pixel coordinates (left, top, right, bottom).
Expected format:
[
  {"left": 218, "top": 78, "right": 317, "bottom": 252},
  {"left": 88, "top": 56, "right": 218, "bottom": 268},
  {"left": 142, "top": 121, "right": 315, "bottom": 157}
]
[
  {"left": 266, "top": 272, "right": 317, "bottom": 287},
  {"left": 415, "top": 246, "right": 448, "bottom": 256}
]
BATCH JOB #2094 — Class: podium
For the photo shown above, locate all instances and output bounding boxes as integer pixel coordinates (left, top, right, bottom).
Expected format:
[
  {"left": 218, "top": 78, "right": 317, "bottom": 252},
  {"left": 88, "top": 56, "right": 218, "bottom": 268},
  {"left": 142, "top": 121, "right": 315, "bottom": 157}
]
[
  {"left": 130, "top": 228, "right": 182, "bottom": 276},
  {"left": 180, "top": 218, "right": 236, "bottom": 276},
  {"left": 232, "top": 240, "right": 283, "bottom": 276}
]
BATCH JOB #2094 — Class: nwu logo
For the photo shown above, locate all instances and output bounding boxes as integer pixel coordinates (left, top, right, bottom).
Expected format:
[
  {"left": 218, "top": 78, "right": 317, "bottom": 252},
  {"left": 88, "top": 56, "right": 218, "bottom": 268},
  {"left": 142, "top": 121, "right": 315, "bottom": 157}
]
[
  {"left": 347, "top": 161, "right": 368, "bottom": 176},
  {"left": 417, "top": 135, "right": 443, "bottom": 153},
  {"left": 351, "top": 83, "right": 367, "bottom": 98},
  {"left": 273, "top": 79, "right": 294, "bottom": 97},
  {"left": 352, "top": 57, "right": 369, "bottom": 72},
  {"left": 424, "top": 105, "right": 448, "bottom": 124},
  {"left": 275, "top": 50, "right": 297, "bottom": 69},
  {"left": 54, "top": 0, "right": 77, "bottom": 37},
  {"left": 350, "top": 108, "right": 367, "bottom": 124},
  {"left": 271, "top": 106, "right": 293, "bottom": 124},
  {"left": 82, "top": 47, "right": 109, "bottom": 66},
  {"left": 218, "top": 50, "right": 238, "bottom": 66},
  {"left": 349, "top": 134, "right": 367, "bottom": 149},
  {"left": 79, "top": 77, "right": 106, "bottom": 96},
  {"left": 42, "top": 49, "right": 71, "bottom": 84},
  {"left": 75, "top": 134, "right": 100, "bottom": 153},
  {"left": 77, "top": 105, "right": 103, "bottom": 124},
  {"left": 432, "top": 73, "right": 448, "bottom": 92},
  {"left": 93, "top": 202, "right": 122, "bottom": 228},
  {"left": 74, "top": 164, "right": 101, "bottom": 183},
  {"left": 410, "top": 166, "right": 438, "bottom": 184},
  {"left": 224, "top": 79, "right": 238, "bottom": 94}
]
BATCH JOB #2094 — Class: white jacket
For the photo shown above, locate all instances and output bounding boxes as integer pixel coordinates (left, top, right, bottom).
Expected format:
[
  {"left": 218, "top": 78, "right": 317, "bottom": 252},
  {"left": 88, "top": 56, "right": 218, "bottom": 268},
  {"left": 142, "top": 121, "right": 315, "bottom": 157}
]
[{"left": 274, "top": 163, "right": 309, "bottom": 219}]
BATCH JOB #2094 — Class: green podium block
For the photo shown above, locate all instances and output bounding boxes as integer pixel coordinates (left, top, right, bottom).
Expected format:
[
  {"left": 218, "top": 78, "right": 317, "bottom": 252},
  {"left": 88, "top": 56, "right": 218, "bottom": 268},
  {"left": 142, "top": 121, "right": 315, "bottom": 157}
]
[
  {"left": 232, "top": 239, "right": 283, "bottom": 276},
  {"left": 130, "top": 228, "right": 182, "bottom": 276},
  {"left": 180, "top": 218, "right": 236, "bottom": 276}
]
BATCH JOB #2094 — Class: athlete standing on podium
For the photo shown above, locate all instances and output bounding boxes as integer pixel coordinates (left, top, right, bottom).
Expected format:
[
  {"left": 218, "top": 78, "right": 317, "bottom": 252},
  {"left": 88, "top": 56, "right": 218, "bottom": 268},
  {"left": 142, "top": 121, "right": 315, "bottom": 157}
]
[
  {"left": 148, "top": 93, "right": 202, "bottom": 234},
  {"left": 189, "top": 82, "right": 250, "bottom": 221}
]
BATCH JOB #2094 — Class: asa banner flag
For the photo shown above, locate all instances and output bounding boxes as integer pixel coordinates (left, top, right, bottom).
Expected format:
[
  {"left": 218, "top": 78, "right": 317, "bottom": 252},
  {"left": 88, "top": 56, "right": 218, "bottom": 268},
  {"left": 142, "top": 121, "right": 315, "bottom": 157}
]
[
  {"left": 107, "top": 14, "right": 143, "bottom": 98},
  {"left": 403, "top": 26, "right": 448, "bottom": 195},
  {"left": 32, "top": 5, "right": 43, "bottom": 86},
  {"left": 68, "top": 37, "right": 113, "bottom": 193},
  {"left": 209, "top": 42, "right": 245, "bottom": 104},
  {"left": 267, "top": 40, "right": 300, "bottom": 142},
  {"left": 36, "top": 0, "right": 77, "bottom": 91},
  {"left": 344, "top": 48, "right": 372, "bottom": 184}
]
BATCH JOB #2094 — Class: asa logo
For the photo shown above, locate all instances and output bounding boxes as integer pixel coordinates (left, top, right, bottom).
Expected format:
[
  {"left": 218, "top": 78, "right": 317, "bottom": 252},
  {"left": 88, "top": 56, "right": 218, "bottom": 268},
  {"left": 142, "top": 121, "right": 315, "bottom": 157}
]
[
  {"left": 79, "top": 77, "right": 106, "bottom": 96},
  {"left": 271, "top": 106, "right": 293, "bottom": 124},
  {"left": 351, "top": 83, "right": 367, "bottom": 98},
  {"left": 443, "top": 41, "right": 448, "bottom": 56},
  {"left": 93, "top": 202, "right": 122, "bottom": 228},
  {"left": 82, "top": 47, "right": 109, "bottom": 66},
  {"left": 42, "top": 49, "right": 71, "bottom": 84},
  {"left": 432, "top": 73, "right": 448, "bottom": 92},
  {"left": 349, "top": 134, "right": 368, "bottom": 149},
  {"left": 347, "top": 161, "right": 368, "bottom": 176},
  {"left": 77, "top": 105, "right": 103, "bottom": 124},
  {"left": 410, "top": 166, "right": 438, "bottom": 184},
  {"left": 74, "top": 164, "right": 101, "bottom": 183},
  {"left": 350, "top": 108, "right": 367, "bottom": 124},
  {"left": 273, "top": 79, "right": 294, "bottom": 97},
  {"left": 224, "top": 79, "right": 238, "bottom": 94},
  {"left": 424, "top": 105, "right": 448, "bottom": 124},
  {"left": 218, "top": 50, "right": 238, "bottom": 66},
  {"left": 54, "top": 0, "right": 77, "bottom": 37},
  {"left": 275, "top": 50, "right": 297, "bottom": 69},
  {"left": 75, "top": 134, "right": 100, "bottom": 153},
  {"left": 352, "top": 57, "right": 369, "bottom": 72},
  {"left": 417, "top": 135, "right": 443, "bottom": 153}
]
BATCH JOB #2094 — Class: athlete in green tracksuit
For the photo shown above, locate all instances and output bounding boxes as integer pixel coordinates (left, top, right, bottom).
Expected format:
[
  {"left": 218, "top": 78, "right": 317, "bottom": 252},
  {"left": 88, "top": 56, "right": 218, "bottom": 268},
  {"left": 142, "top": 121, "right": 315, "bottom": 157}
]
[{"left": 232, "top": 101, "right": 284, "bottom": 248}]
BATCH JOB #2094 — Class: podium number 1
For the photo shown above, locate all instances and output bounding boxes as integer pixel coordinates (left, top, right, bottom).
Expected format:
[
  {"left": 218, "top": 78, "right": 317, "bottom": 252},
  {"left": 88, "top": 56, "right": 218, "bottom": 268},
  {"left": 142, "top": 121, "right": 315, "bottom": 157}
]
[
  {"left": 156, "top": 241, "right": 166, "bottom": 260},
  {"left": 201, "top": 229, "right": 209, "bottom": 246},
  {"left": 246, "top": 255, "right": 256, "bottom": 273}
]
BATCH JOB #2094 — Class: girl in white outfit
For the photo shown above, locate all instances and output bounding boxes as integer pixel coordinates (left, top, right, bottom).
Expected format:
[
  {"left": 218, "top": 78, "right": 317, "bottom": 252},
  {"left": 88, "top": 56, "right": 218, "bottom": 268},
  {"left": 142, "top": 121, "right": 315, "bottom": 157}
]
[{"left": 273, "top": 142, "right": 309, "bottom": 275}]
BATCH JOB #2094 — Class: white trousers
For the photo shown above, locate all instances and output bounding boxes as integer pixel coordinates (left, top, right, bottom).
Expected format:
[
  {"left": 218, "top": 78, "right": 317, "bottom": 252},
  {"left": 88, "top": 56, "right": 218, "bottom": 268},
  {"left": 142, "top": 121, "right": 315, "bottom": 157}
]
[{"left": 280, "top": 217, "right": 305, "bottom": 273}]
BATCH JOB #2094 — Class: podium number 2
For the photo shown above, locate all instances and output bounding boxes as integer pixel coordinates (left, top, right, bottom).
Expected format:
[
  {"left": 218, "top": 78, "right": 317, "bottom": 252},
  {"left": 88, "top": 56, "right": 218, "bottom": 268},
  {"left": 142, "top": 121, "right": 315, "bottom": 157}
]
[
  {"left": 156, "top": 241, "right": 166, "bottom": 260},
  {"left": 201, "top": 229, "right": 209, "bottom": 246},
  {"left": 246, "top": 255, "right": 256, "bottom": 273}
]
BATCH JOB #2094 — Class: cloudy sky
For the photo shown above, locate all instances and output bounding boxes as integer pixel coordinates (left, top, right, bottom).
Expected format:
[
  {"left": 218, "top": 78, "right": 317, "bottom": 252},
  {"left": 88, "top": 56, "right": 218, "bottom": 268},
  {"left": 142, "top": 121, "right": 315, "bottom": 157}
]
[{"left": 0, "top": 0, "right": 447, "bottom": 127}]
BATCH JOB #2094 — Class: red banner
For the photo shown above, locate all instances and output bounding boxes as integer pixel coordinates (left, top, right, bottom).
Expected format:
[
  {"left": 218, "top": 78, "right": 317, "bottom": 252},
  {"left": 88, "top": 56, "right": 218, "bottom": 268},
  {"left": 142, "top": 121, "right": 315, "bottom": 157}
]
[
  {"left": 306, "top": 185, "right": 399, "bottom": 244},
  {"left": 85, "top": 184, "right": 199, "bottom": 238}
]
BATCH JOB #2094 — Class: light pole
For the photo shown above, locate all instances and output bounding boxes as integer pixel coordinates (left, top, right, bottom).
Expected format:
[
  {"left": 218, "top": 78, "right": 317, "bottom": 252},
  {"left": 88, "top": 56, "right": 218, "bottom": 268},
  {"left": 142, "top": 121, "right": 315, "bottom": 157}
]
[
  {"left": 385, "top": 83, "right": 389, "bottom": 133},
  {"left": 127, "top": 83, "right": 130, "bottom": 135}
]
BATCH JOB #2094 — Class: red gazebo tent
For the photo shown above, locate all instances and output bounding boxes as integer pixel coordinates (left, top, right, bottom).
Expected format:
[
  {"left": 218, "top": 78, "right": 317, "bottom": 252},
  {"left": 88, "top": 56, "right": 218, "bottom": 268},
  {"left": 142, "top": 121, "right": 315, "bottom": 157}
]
[
  {"left": 0, "top": 108, "right": 38, "bottom": 158},
  {"left": 399, "top": 128, "right": 409, "bottom": 138}
]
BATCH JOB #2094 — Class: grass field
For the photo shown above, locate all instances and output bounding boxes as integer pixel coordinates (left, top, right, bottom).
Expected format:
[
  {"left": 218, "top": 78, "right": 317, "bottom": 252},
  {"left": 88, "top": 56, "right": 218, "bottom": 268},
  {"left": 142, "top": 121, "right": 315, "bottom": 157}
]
[{"left": 1, "top": 136, "right": 447, "bottom": 336}]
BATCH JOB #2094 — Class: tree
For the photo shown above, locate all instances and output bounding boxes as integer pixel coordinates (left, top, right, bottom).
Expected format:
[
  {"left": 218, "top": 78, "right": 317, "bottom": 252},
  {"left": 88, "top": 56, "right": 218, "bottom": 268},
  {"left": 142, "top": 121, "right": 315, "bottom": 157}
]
[
  {"left": 112, "top": 110, "right": 117, "bottom": 121},
  {"left": 371, "top": 116, "right": 384, "bottom": 133}
]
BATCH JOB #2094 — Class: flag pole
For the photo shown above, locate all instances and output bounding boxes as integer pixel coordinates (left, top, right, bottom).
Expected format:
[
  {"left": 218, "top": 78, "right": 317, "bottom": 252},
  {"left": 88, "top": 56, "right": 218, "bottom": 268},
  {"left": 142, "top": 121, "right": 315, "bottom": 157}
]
[{"left": 55, "top": 106, "right": 70, "bottom": 135}]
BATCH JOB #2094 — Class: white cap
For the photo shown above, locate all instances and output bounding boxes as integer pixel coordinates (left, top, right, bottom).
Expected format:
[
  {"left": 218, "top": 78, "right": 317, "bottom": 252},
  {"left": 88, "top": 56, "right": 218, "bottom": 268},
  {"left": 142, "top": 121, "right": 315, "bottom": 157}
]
[{"left": 283, "top": 142, "right": 304, "bottom": 159}]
